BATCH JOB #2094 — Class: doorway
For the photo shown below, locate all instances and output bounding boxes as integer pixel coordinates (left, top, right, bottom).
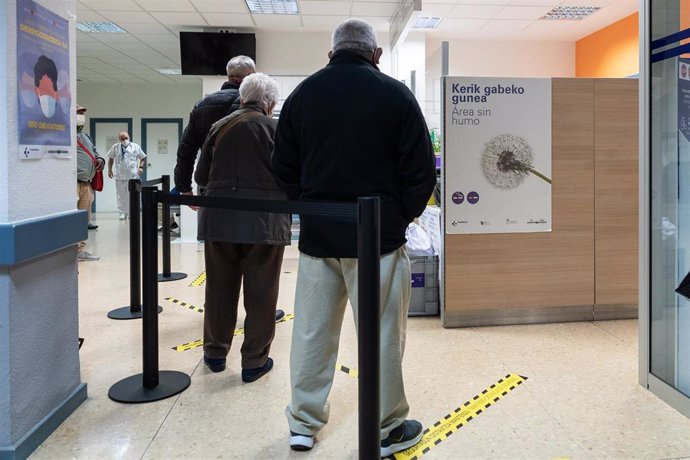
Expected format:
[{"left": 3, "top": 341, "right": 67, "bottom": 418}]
[{"left": 141, "top": 118, "right": 183, "bottom": 184}]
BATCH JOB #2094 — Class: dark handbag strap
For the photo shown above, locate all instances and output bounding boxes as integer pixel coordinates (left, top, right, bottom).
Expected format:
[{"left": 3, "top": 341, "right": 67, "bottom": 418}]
[{"left": 213, "top": 111, "right": 262, "bottom": 149}]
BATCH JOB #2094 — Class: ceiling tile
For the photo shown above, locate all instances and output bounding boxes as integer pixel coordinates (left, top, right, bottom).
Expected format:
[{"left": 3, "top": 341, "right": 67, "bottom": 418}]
[
  {"left": 435, "top": 17, "right": 489, "bottom": 33},
  {"left": 200, "top": 12, "right": 256, "bottom": 27},
  {"left": 351, "top": 2, "right": 397, "bottom": 17},
  {"left": 251, "top": 14, "right": 302, "bottom": 27},
  {"left": 480, "top": 18, "right": 533, "bottom": 32},
  {"left": 135, "top": 0, "right": 196, "bottom": 12},
  {"left": 76, "top": 2, "right": 90, "bottom": 10},
  {"left": 493, "top": 5, "right": 552, "bottom": 19},
  {"left": 99, "top": 11, "right": 159, "bottom": 23},
  {"left": 79, "top": 0, "right": 143, "bottom": 11},
  {"left": 191, "top": 0, "right": 249, "bottom": 13},
  {"left": 300, "top": 1, "right": 351, "bottom": 15},
  {"left": 77, "top": 56, "right": 105, "bottom": 64},
  {"left": 150, "top": 11, "right": 209, "bottom": 25},
  {"left": 419, "top": 4, "right": 456, "bottom": 17},
  {"left": 92, "top": 33, "right": 142, "bottom": 44},
  {"left": 448, "top": 4, "right": 505, "bottom": 18},
  {"left": 359, "top": 16, "right": 390, "bottom": 32},
  {"left": 131, "top": 33, "right": 178, "bottom": 43},
  {"left": 118, "top": 22, "right": 170, "bottom": 34},
  {"left": 75, "top": 10, "right": 109, "bottom": 21},
  {"left": 510, "top": 0, "right": 561, "bottom": 5}
]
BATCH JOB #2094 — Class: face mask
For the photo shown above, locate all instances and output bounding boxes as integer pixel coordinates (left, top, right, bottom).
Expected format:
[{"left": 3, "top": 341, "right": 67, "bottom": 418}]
[
  {"left": 121, "top": 140, "right": 130, "bottom": 147},
  {"left": 39, "top": 95, "right": 56, "bottom": 118},
  {"left": 76, "top": 114, "right": 86, "bottom": 127}
]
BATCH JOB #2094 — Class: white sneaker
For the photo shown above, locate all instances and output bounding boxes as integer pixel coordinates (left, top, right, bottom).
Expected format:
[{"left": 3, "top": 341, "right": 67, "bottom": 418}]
[
  {"left": 77, "top": 251, "right": 99, "bottom": 261},
  {"left": 119, "top": 213, "right": 127, "bottom": 220}
]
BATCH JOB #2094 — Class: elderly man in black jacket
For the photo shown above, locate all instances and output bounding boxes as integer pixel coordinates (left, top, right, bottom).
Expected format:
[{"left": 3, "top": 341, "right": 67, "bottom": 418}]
[
  {"left": 271, "top": 18, "right": 436, "bottom": 457},
  {"left": 174, "top": 55, "right": 255, "bottom": 195}
]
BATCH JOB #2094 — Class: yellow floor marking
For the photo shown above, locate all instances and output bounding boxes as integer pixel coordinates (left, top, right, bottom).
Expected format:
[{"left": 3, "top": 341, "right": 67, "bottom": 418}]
[
  {"left": 336, "top": 363, "right": 358, "bottom": 378},
  {"left": 189, "top": 272, "right": 206, "bottom": 287},
  {"left": 393, "top": 373, "right": 528, "bottom": 460},
  {"left": 165, "top": 297, "right": 204, "bottom": 313},
  {"left": 172, "top": 313, "right": 295, "bottom": 352}
]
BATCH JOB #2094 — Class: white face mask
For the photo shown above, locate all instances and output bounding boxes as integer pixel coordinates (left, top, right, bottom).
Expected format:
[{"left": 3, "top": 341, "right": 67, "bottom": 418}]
[
  {"left": 39, "top": 95, "right": 56, "bottom": 118},
  {"left": 121, "top": 140, "right": 130, "bottom": 147},
  {"left": 76, "top": 114, "right": 86, "bottom": 127}
]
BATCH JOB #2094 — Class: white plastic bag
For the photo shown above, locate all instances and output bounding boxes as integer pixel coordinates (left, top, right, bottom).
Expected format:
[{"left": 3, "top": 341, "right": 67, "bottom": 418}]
[{"left": 405, "top": 223, "right": 434, "bottom": 256}]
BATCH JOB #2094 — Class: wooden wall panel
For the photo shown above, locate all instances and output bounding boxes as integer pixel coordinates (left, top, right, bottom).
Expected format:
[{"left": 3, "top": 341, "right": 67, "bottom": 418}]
[
  {"left": 594, "top": 79, "right": 639, "bottom": 305},
  {"left": 444, "top": 79, "right": 596, "bottom": 317}
]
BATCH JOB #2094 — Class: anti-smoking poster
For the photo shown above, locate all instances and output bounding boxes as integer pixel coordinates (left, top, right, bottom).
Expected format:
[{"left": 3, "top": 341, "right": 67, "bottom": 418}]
[
  {"left": 443, "top": 77, "right": 552, "bottom": 234},
  {"left": 17, "top": 0, "right": 71, "bottom": 159}
]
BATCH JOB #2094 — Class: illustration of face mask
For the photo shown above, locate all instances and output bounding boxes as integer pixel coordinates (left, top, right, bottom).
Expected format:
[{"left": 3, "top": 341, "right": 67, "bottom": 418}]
[
  {"left": 76, "top": 114, "right": 86, "bottom": 127},
  {"left": 39, "top": 95, "right": 56, "bottom": 118}
]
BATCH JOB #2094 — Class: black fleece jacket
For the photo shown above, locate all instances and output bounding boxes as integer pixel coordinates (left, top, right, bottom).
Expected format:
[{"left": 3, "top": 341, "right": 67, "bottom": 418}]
[
  {"left": 174, "top": 81, "right": 241, "bottom": 193},
  {"left": 271, "top": 51, "right": 437, "bottom": 258}
]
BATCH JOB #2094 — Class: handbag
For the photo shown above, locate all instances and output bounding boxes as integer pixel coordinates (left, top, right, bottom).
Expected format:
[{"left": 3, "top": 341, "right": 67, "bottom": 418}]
[{"left": 77, "top": 139, "right": 104, "bottom": 191}]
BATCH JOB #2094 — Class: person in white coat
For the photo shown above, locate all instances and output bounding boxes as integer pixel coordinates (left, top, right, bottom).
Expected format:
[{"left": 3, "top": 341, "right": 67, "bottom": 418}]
[{"left": 107, "top": 131, "right": 146, "bottom": 219}]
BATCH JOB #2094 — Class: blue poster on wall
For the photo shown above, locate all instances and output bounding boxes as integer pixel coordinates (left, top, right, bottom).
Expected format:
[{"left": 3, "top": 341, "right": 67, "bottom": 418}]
[{"left": 16, "top": 0, "right": 71, "bottom": 159}]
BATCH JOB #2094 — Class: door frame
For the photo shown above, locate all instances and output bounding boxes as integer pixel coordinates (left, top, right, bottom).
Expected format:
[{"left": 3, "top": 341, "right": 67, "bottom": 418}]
[
  {"left": 89, "top": 117, "right": 133, "bottom": 212},
  {"left": 141, "top": 118, "right": 183, "bottom": 183}
]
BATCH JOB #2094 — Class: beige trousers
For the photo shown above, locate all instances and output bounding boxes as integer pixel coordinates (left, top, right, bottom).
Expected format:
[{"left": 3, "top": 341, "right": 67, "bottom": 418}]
[
  {"left": 77, "top": 181, "right": 93, "bottom": 251},
  {"left": 286, "top": 246, "right": 411, "bottom": 439}
]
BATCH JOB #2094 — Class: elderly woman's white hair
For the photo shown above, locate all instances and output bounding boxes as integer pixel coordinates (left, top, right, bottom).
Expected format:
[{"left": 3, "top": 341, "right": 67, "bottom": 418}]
[
  {"left": 332, "top": 19, "right": 377, "bottom": 55},
  {"left": 239, "top": 73, "right": 280, "bottom": 111},
  {"left": 226, "top": 55, "right": 256, "bottom": 79}
]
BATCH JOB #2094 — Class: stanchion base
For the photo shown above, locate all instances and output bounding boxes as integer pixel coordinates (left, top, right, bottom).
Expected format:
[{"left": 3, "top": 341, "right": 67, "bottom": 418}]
[
  {"left": 108, "top": 371, "right": 191, "bottom": 403},
  {"left": 107, "top": 305, "right": 163, "bottom": 320},
  {"left": 157, "top": 272, "right": 188, "bottom": 283}
]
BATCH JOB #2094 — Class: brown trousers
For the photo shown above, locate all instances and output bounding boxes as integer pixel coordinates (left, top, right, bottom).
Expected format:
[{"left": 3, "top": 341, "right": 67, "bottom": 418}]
[
  {"left": 203, "top": 241, "right": 285, "bottom": 369},
  {"left": 77, "top": 181, "right": 93, "bottom": 252}
]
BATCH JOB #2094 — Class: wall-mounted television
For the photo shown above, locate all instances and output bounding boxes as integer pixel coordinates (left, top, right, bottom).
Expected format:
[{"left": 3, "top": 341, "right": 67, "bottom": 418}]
[{"left": 180, "top": 32, "right": 256, "bottom": 76}]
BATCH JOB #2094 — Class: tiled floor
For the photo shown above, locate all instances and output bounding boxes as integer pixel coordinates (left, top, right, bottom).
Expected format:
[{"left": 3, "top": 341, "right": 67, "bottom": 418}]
[{"left": 31, "top": 213, "right": 690, "bottom": 459}]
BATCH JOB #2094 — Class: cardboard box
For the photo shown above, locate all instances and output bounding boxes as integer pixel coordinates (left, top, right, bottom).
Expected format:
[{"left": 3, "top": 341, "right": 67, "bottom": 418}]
[{"left": 409, "top": 255, "right": 439, "bottom": 316}]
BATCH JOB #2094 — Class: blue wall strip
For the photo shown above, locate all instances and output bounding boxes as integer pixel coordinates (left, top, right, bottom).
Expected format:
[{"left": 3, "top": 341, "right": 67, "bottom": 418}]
[
  {"left": 0, "top": 211, "right": 87, "bottom": 266},
  {"left": 651, "top": 28, "right": 690, "bottom": 51},
  {"left": 652, "top": 42, "right": 690, "bottom": 63}
]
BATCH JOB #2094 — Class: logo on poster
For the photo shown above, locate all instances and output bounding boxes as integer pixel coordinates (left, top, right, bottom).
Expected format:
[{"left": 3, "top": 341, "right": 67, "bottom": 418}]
[
  {"left": 452, "top": 192, "right": 465, "bottom": 204},
  {"left": 467, "top": 191, "right": 480, "bottom": 204}
]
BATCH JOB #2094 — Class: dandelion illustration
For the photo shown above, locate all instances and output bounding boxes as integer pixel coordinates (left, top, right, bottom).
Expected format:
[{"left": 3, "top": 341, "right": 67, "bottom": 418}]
[{"left": 481, "top": 134, "right": 551, "bottom": 189}]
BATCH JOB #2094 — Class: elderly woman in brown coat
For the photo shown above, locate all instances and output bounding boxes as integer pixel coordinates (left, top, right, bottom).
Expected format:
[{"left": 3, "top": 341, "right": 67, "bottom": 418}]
[{"left": 194, "top": 73, "right": 291, "bottom": 382}]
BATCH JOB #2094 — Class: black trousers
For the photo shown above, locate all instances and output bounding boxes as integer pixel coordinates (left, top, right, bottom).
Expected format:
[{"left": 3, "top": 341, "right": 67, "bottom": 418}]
[{"left": 203, "top": 241, "right": 285, "bottom": 368}]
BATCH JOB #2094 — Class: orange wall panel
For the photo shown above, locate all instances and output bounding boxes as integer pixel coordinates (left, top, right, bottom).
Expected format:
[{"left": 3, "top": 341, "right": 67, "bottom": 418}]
[{"left": 576, "top": 13, "right": 639, "bottom": 77}]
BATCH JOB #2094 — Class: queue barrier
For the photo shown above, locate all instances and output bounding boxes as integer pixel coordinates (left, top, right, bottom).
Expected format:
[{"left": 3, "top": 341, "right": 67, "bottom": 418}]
[
  {"left": 107, "top": 176, "right": 185, "bottom": 320},
  {"left": 107, "top": 187, "right": 382, "bottom": 459}
]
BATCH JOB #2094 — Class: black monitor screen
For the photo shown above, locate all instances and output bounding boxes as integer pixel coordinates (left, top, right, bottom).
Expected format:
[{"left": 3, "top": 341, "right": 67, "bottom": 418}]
[{"left": 180, "top": 32, "right": 256, "bottom": 76}]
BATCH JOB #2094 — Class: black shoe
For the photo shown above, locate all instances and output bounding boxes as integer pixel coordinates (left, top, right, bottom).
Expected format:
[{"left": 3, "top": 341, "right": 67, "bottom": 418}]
[
  {"left": 380, "top": 420, "right": 423, "bottom": 457},
  {"left": 289, "top": 431, "right": 314, "bottom": 451},
  {"left": 203, "top": 355, "right": 226, "bottom": 373},
  {"left": 88, "top": 223, "right": 98, "bottom": 230},
  {"left": 241, "top": 357, "right": 273, "bottom": 383},
  {"left": 275, "top": 309, "right": 285, "bottom": 321}
]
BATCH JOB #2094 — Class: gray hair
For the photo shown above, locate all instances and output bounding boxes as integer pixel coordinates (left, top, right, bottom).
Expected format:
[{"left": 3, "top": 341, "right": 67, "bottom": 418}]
[
  {"left": 239, "top": 73, "right": 280, "bottom": 109},
  {"left": 332, "top": 19, "right": 377, "bottom": 55},
  {"left": 226, "top": 55, "right": 256, "bottom": 78}
]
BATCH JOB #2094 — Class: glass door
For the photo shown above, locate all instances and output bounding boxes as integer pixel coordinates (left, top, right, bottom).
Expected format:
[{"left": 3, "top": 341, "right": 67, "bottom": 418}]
[{"left": 644, "top": 0, "right": 690, "bottom": 415}]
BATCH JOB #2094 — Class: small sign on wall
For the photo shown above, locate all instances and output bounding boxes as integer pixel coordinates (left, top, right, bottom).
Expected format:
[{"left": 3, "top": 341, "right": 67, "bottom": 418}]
[
  {"left": 443, "top": 77, "right": 552, "bottom": 234},
  {"left": 158, "top": 139, "right": 168, "bottom": 154}
]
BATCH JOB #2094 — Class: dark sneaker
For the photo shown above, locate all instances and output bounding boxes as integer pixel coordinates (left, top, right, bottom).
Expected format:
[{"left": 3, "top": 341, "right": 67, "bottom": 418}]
[
  {"left": 380, "top": 420, "right": 423, "bottom": 457},
  {"left": 241, "top": 357, "right": 273, "bottom": 383},
  {"left": 88, "top": 223, "right": 98, "bottom": 230},
  {"left": 289, "top": 431, "right": 314, "bottom": 451},
  {"left": 275, "top": 309, "right": 285, "bottom": 321},
  {"left": 203, "top": 355, "right": 226, "bottom": 373}
]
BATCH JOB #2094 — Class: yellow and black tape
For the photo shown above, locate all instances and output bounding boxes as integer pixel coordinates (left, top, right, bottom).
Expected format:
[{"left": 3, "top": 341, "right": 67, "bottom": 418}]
[
  {"left": 336, "top": 363, "right": 358, "bottom": 378},
  {"left": 189, "top": 272, "right": 206, "bottom": 287},
  {"left": 392, "top": 373, "right": 528, "bottom": 460},
  {"left": 166, "top": 297, "right": 204, "bottom": 314},
  {"left": 172, "top": 313, "right": 295, "bottom": 352}
]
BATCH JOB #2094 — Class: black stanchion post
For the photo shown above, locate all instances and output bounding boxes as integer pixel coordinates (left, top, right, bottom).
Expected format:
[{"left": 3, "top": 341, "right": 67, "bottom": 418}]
[
  {"left": 108, "top": 186, "right": 191, "bottom": 403},
  {"left": 107, "top": 179, "right": 162, "bottom": 320},
  {"left": 157, "top": 175, "right": 187, "bottom": 283},
  {"left": 357, "top": 196, "right": 381, "bottom": 459}
]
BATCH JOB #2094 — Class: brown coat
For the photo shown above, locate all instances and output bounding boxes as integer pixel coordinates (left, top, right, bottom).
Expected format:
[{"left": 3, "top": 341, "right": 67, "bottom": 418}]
[{"left": 195, "top": 106, "right": 291, "bottom": 245}]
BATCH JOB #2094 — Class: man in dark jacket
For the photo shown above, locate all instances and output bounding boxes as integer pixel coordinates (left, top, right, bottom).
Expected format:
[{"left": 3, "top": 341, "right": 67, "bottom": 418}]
[
  {"left": 173, "top": 55, "right": 256, "bottom": 194},
  {"left": 271, "top": 18, "right": 436, "bottom": 456},
  {"left": 194, "top": 73, "right": 291, "bottom": 382}
]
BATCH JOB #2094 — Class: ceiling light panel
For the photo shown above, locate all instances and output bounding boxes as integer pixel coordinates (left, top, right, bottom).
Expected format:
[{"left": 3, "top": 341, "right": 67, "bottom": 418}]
[
  {"left": 540, "top": 6, "right": 601, "bottom": 20},
  {"left": 76, "top": 22, "right": 126, "bottom": 33},
  {"left": 245, "top": 0, "right": 299, "bottom": 14},
  {"left": 413, "top": 17, "right": 442, "bottom": 29}
]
